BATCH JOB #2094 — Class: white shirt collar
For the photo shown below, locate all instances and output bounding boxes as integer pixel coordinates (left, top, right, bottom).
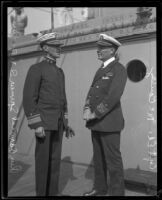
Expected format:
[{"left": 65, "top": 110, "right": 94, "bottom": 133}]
[
  {"left": 46, "top": 55, "right": 56, "bottom": 62},
  {"left": 103, "top": 57, "right": 115, "bottom": 68}
]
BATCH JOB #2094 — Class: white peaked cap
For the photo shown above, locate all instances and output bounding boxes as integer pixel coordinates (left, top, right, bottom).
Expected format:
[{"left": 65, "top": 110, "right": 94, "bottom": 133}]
[{"left": 97, "top": 33, "right": 121, "bottom": 47}]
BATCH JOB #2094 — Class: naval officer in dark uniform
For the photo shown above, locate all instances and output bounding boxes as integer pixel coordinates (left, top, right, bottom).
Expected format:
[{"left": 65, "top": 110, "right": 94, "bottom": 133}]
[
  {"left": 83, "top": 34, "right": 127, "bottom": 196},
  {"left": 23, "top": 32, "right": 74, "bottom": 196}
]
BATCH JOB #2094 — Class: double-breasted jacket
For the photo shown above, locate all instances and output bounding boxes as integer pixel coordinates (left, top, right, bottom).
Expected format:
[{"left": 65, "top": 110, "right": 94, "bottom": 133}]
[{"left": 84, "top": 59, "right": 127, "bottom": 132}]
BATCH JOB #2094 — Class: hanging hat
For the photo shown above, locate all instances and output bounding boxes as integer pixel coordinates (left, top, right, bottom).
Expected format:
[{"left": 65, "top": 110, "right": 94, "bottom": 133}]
[
  {"left": 97, "top": 33, "right": 121, "bottom": 48},
  {"left": 37, "top": 32, "right": 64, "bottom": 47}
]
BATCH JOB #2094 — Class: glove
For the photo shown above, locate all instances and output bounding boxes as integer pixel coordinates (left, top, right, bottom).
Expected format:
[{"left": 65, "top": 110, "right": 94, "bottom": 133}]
[
  {"left": 65, "top": 126, "right": 75, "bottom": 139},
  {"left": 83, "top": 108, "right": 96, "bottom": 121},
  {"left": 88, "top": 112, "right": 96, "bottom": 121},
  {"left": 35, "top": 127, "right": 45, "bottom": 138},
  {"left": 83, "top": 108, "right": 91, "bottom": 121}
]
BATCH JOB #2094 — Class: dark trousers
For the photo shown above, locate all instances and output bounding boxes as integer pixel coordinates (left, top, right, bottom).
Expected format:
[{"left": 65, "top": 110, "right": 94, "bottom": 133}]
[
  {"left": 91, "top": 131, "right": 125, "bottom": 196},
  {"left": 35, "top": 120, "right": 63, "bottom": 196}
]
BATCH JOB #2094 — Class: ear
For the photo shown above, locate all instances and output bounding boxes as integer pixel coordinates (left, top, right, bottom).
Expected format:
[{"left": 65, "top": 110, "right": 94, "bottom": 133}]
[
  {"left": 110, "top": 48, "right": 114, "bottom": 54},
  {"left": 111, "top": 47, "right": 116, "bottom": 55},
  {"left": 43, "top": 44, "right": 48, "bottom": 52}
]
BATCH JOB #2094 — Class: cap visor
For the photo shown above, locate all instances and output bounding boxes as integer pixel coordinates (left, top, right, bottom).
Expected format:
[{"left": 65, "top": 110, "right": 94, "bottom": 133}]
[
  {"left": 96, "top": 41, "right": 113, "bottom": 47},
  {"left": 40, "top": 42, "right": 64, "bottom": 47}
]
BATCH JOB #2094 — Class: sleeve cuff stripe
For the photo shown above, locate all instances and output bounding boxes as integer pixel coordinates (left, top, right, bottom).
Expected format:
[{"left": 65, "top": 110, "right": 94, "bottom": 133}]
[
  {"left": 97, "top": 103, "right": 108, "bottom": 114},
  {"left": 28, "top": 116, "right": 42, "bottom": 125},
  {"left": 28, "top": 114, "right": 41, "bottom": 120}
]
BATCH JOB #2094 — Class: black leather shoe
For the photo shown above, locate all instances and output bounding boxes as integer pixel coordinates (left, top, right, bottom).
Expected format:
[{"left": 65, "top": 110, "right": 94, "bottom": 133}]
[{"left": 83, "top": 189, "right": 107, "bottom": 196}]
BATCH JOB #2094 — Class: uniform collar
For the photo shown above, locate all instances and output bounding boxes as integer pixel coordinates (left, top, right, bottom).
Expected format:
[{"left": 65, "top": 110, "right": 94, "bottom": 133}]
[
  {"left": 103, "top": 57, "right": 115, "bottom": 68},
  {"left": 44, "top": 55, "right": 56, "bottom": 64}
]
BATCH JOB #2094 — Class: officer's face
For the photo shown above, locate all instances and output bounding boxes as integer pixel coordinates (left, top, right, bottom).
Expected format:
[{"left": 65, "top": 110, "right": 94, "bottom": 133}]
[
  {"left": 46, "top": 45, "right": 61, "bottom": 58},
  {"left": 97, "top": 46, "right": 115, "bottom": 62}
]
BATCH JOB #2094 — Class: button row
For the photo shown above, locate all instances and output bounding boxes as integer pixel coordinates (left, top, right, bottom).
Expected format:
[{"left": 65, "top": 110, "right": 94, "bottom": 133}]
[
  {"left": 88, "top": 95, "right": 99, "bottom": 98},
  {"left": 91, "top": 85, "right": 99, "bottom": 88}
]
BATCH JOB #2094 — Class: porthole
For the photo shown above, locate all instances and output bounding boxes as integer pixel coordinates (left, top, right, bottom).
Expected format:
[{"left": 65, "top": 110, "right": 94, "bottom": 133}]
[{"left": 126, "top": 59, "right": 147, "bottom": 82}]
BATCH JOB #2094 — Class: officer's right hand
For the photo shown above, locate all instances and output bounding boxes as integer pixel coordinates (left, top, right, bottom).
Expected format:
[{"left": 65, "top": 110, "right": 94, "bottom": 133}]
[{"left": 35, "top": 127, "right": 45, "bottom": 138}]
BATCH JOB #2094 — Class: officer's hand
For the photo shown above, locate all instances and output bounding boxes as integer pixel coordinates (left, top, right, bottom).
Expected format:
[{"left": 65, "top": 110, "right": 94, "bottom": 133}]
[
  {"left": 65, "top": 126, "right": 75, "bottom": 139},
  {"left": 64, "top": 114, "right": 68, "bottom": 129},
  {"left": 35, "top": 127, "right": 45, "bottom": 138},
  {"left": 83, "top": 108, "right": 91, "bottom": 121},
  {"left": 87, "top": 112, "right": 96, "bottom": 121}
]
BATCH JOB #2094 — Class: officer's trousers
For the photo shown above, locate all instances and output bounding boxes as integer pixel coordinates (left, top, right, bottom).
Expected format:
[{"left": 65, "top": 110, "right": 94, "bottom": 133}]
[
  {"left": 91, "top": 131, "right": 125, "bottom": 196},
  {"left": 35, "top": 120, "right": 63, "bottom": 196}
]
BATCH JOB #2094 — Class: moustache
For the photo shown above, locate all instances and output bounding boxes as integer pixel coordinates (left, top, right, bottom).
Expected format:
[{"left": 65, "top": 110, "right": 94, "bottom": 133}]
[{"left": 97, "top": 51, "right": 103, "bottom": 56}]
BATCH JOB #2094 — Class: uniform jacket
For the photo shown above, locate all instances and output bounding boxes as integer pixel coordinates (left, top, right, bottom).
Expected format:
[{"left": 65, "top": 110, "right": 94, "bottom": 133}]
[
  {"left": 84, "top": 59, "right": 127, "bottom": 132},
  {"left": 23, "top": 58, "right": 67, "bottom": 130}
]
